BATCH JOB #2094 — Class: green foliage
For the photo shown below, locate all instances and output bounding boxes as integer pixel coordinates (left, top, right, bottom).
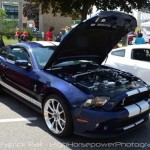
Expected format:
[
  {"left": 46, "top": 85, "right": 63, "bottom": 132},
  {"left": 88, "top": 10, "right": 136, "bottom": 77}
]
[
  {"left": 0, "top": 8, "right": 7, "bottom": 33},
  {"left": 0, "top": 20, "right": 18, "bottom": 38},
  {"left": 0, "top": 19, "right": 34, "bottom": 41},
  {"left": 25, "top": 0, "right": 148, "bottom": 20},
  {"left": 0, "top": 8, "right": 6, "bottom": 19}
]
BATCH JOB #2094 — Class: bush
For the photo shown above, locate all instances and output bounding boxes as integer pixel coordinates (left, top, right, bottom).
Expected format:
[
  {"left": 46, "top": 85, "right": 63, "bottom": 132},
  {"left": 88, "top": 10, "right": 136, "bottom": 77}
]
[{"left": 0, "top": 20, "right": 34, "bottom": 41}]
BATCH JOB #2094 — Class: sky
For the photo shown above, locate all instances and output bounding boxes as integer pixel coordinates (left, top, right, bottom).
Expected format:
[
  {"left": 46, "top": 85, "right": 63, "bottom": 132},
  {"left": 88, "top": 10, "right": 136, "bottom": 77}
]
[{"left": 87, "top": 7, "right": 150, "bottom": 25}]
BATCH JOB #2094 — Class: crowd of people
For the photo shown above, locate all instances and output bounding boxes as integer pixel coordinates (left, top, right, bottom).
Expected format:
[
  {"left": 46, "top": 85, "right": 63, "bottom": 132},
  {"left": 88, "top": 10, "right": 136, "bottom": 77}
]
[
  {"left": 15, "top": 28, "right": 29, "bottom": 42},
  {"left": 128, "top": 31, "right": 146, "bottom": 45},
  {"left": 15, "top": 25, "right": 72, "bottom": 43},
  {"left": 45, "top": 26, "right": 71, "bottom": 42},
  {"left": 15, "top": 26, "right": 147, "bottom": 46}
]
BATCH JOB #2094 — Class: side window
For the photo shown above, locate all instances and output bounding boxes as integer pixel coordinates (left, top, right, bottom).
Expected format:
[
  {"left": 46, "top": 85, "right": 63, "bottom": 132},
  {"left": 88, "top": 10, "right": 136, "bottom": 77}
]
[
  {"left": 0, "top": 47, "right": 7, "bottom": 58},
  {"left": 7, "top": 47, "right": 29, "bottom": 64},
  {"left": 111, "top": 49, "right": 125, "bottom": 57},
  {"left": 132, "top": 49, "right": 150, "bottom": 61}
]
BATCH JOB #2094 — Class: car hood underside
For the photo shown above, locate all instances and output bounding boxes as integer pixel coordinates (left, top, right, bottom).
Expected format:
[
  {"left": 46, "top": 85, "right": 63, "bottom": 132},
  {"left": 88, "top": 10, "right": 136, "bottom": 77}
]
[{"left": 45, "top": 11, "right": 137, "bottom": 69}]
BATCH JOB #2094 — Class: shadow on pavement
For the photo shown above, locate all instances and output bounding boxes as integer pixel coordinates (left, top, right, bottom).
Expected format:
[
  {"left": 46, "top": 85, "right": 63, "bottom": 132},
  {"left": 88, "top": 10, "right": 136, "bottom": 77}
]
[{"left": 0, "top": 92, "right": 150, "bottom": 150}]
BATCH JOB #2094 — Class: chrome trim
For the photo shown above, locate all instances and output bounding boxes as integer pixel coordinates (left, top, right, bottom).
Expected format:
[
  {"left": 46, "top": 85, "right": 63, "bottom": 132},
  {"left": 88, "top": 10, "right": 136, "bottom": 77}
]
[{"left": 0, "top": 80, "right": 41, "bottom": 108}]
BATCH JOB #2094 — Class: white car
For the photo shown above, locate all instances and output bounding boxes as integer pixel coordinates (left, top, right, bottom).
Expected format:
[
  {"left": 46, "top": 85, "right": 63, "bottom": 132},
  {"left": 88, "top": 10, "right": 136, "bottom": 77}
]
[{"left": 104, "top": 44, "right": 150, "bottom": 85}]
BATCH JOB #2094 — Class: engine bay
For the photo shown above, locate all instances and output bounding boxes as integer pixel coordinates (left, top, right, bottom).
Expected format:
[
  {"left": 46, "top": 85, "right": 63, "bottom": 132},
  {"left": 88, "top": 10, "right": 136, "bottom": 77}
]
[{"left": 50, "top": 62, "right": 146, "bottom": 97}]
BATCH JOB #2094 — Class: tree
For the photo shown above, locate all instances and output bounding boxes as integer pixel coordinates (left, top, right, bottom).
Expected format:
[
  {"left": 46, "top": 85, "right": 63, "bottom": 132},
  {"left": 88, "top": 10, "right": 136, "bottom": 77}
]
[
  {"left": 25, "top": 0, "right": 147, "bottom": 21},
  {"left": 0, "top": 8, "right": 6, "bottom": 20},
  {"left": 0, "top": 8, "right": 7, "bottom": 38},
  {"left": 23, "top": 3, "right": 39, "bottom": 28},
  {"left": 0, "top": 8, "right": 6, "bottom": 29}
]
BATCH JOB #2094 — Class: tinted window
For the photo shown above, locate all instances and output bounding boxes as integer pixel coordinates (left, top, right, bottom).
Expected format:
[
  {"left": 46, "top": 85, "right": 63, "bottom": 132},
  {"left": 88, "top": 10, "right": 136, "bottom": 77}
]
[
  {"left": 111, "top": 49, "right": 125, "bottom": 57},
  {"left": 132, "top": 49, "right": 150, "bottom": 61},
  {"left": 0, "top": 47, "right": 7, "bottom": 58},
  {"left": 7, "top": 47, "right": 29, "bottom": 64}
]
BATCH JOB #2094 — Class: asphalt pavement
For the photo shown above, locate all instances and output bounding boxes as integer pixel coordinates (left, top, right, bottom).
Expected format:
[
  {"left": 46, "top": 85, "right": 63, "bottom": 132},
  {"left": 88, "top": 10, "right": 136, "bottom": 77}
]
[{"left": 0, "top": 93, "right": 150, "bottom": 150}]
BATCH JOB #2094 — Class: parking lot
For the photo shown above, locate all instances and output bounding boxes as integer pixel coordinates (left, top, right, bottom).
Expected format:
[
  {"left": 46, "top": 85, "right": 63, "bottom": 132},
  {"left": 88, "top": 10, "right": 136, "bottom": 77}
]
[{"left": 0, "top": 93, "right": 150, "bottom": 150}]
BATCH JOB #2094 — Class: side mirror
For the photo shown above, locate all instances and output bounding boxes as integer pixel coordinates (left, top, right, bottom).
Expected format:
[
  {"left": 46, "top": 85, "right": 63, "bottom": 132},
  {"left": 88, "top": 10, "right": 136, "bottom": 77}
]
[{"left": 15, "top": 60, "right": 32, "bottom": 69}]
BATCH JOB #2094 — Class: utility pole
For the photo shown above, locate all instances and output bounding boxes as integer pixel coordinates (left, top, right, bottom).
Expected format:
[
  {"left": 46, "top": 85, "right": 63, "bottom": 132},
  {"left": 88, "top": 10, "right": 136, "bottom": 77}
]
[{"left": 137, "top": 11, "right": 141, "bottom": 26}]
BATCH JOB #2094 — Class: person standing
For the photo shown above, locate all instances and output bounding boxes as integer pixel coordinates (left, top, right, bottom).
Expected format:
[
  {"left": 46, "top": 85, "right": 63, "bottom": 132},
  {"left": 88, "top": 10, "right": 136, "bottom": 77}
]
[
  {"left": 46, "top": 26, "right": 54, "bottom": 41},
  {"left": 20, "top": 30, "right": 29, "bottom": 42},
  {"left": 15, "top": 28, "right": 21, "bottom": 42},
  {"left": 135, "top": 33, "right": 146, "bottom": 44},
  {"left": 60, "top": 26, "right": 70, "bottom": 41}
]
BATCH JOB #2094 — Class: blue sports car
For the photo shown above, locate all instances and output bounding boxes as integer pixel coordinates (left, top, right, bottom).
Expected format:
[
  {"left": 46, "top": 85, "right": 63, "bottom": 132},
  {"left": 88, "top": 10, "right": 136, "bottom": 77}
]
[{"left": 0, "top": 11, "right": 150, "bottom": 138}]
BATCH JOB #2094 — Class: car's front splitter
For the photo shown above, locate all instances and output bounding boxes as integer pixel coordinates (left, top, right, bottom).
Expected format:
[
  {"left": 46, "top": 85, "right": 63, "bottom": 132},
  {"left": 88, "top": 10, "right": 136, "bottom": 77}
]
[{"left": 72, "top": 100, "right": 150, "bottom": 138}]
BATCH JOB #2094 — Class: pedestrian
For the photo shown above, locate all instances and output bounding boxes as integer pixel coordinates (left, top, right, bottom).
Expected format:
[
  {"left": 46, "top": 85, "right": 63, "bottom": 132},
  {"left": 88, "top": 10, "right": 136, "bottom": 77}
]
[
  {"left": 60, "top": 26, "right": 71, "bottom": 41},
  {"left": 15, "top": 28, "right": 21, "bottom": 42},
  {"left": 19, "top": 30, "right": 29, "bottom": 43},
  {"left": 135, "top": 33, "right": 146, "bottom": 44},
  {"left": 65, "top": 26, "right": 70, "bottom": 34},
  {"left": 46, "top": 26, "right": 54, "bottom": 41}
]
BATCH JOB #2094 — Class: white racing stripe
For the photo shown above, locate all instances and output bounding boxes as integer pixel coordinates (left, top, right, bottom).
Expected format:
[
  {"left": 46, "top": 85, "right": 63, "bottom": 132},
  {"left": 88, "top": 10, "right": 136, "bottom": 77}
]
[
  {"left": 126, "top": 89, "right": 139, "bottom": 96},
  {"left": 136, "top": 100, "right": 150, "bottom": 113},
  {"left": 135, "top": 119, "right": 144, "bottom": 125},
  {"left": 0, "top": 117, "right": 37, "bottom": 123},
  {"left": 0, "top": 80, "right": 41, "bottom": 108},
  {"left": 124, "top": 104, "right": 141, "bottom": 117},
  {"left": 123, "top": 124, "right": 135, "bottom": 130},
  {"left": 138, "top": 87, "right": 148, "bottom": 93},
  {"left": 123, "top": 119, "right": 144, "bottom": 130}
]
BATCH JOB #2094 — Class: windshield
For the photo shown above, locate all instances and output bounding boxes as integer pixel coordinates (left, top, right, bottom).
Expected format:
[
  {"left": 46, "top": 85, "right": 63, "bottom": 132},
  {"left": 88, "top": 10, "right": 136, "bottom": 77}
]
[
  {"left": 32, "top": 46, "right": 55, "bottom": 69},
  {"left": 47, "top": 59, "right": 99, "bottom": 71}
]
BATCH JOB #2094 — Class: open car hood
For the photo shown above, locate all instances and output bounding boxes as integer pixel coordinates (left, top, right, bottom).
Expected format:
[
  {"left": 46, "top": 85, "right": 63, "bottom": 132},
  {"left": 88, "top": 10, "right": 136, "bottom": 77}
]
[{"left": 44, "top": 11, "right": 137, "bottom": 69}]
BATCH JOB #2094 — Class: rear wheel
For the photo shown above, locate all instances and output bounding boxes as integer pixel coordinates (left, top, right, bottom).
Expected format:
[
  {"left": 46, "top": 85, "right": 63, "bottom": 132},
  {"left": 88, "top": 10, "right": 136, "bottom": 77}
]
[{"left": 43, "top": 95, "right": 73, "bottom": 137}]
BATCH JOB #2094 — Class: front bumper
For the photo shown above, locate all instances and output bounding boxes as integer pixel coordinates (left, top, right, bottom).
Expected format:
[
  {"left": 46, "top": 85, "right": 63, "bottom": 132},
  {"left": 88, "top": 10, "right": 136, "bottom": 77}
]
[{"left": 73, "top": 100, "right": 150, "bottom": 138}]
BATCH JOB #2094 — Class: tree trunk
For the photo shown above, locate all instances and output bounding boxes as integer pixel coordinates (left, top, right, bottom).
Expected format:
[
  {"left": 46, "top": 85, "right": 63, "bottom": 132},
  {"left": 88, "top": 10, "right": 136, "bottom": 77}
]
[
  {"left": 81, "top": 10, "right": 88, "bottom": 21},
  {"left": 121, "top": 35, "right": 128, "bottom": 46},
  {"left": 80, "top": 3, "right": 91, "bottom": 21}
]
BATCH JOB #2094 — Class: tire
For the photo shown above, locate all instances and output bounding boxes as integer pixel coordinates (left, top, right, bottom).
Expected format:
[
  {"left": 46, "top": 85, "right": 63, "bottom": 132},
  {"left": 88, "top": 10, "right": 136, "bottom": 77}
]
[{"left": 43, "top": 94, "right": 74, "bottom": 137}]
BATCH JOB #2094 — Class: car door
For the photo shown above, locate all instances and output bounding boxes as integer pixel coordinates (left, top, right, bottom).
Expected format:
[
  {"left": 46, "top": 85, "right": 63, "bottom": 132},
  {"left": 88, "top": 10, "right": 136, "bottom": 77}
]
[
  {"left": 104, "top": 48, "right": 131, "bottom": 72},
  {"left": 0, "top": 46, "right": 42, "bottom": 108},
  {"left": 0, "top": 46, "right": 9, "bottom": 79},
  {"left": 128, "top": 48, "right": 150, "bottom": 85}
]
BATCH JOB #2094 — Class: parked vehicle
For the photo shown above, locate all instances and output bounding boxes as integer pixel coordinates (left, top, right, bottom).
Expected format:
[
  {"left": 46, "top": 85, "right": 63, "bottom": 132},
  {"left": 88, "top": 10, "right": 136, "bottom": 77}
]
[
  {"left": 0, "top": 11, "right": 150, "bottom": 138},
  {"left": 104, "top": 44, "right": 150, "bottom": 85}
]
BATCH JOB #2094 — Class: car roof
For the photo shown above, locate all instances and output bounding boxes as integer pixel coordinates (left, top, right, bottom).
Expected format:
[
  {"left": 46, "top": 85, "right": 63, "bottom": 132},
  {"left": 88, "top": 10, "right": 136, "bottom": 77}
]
[
  {"left": 112, "top": 44, "right": 150, "bottom": 51},
  {"left": 29, "top": 41, "right": 60, "bottom": 47}
]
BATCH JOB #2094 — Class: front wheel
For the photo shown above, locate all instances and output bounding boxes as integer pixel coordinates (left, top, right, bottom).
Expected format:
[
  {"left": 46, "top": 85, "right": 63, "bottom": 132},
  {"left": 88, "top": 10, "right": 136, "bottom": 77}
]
[{"left": 43, "top": 95, "right": 73, "bottom": 137}]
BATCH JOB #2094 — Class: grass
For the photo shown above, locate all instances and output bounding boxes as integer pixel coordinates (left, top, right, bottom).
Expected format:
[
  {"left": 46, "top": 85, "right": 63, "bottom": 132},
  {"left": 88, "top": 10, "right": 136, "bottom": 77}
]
[
  {"left": 3, "top": 36, "right": 18, "bottom": 45},
  {"left": 2, "top": 36, "right": 38, "bottom": 45}
]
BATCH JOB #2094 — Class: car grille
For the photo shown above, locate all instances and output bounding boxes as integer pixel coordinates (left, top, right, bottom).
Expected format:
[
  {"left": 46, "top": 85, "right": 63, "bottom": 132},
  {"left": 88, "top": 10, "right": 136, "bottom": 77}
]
[
  {"left": 115, "top": 110, "right": 149, "bottom": 130},
  {"left": 113, "top": 91, "right": 150, "bottom": 110}
]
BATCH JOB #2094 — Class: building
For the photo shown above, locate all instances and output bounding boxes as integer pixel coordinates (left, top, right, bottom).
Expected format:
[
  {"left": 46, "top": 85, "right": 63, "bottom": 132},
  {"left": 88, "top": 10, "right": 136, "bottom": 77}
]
[
  {"left": 0, "top": 0, "right": 72, "bottom": 36},
  {"left": 0, "top": 1, "right": 18, "bottom": 19}
]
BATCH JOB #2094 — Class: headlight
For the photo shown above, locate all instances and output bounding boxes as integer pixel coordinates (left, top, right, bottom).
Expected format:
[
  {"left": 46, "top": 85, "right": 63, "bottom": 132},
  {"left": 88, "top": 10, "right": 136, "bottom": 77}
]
[{"left": 83, "top": 97, "right": 110, "bottom": 108}]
